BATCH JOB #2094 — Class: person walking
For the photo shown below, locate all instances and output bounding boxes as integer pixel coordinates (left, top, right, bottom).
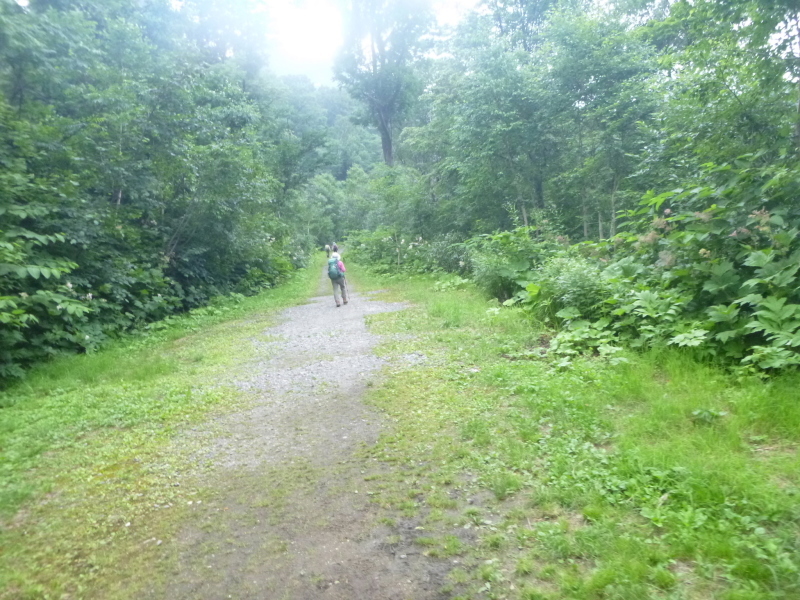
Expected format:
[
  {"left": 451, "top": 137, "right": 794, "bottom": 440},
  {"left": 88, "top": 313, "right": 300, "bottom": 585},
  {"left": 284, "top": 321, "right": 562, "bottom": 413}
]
[
  {"left": 324, "top": 244, "right": 331, "bottom": 258},
  {"left": 327, "top": 252, "right": 348, "bottom": 307}
]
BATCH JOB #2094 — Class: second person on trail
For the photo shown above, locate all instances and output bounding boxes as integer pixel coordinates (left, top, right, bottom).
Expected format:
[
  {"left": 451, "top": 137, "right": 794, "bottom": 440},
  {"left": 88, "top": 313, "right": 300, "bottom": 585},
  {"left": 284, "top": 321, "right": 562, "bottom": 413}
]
[{"left": 328, "top": 252, "right": 348, "bottom": 307}]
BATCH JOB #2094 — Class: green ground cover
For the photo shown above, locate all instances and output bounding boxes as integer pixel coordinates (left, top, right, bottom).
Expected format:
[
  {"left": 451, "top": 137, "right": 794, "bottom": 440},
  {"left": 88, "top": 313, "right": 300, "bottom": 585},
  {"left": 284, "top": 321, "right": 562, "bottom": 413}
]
[
  {"left": 0, "top": 260, "right": 322, "bottom": 599},
  {"left": 350, "top": 265, "right": 800, "bottom": 600}
]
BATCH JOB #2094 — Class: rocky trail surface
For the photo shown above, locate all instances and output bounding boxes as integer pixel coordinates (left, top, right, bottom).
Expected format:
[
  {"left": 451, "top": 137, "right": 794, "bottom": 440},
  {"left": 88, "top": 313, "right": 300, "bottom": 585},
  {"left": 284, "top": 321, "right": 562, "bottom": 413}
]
[{"left": 149, "top": 273, "right": 449, "bottom": 600}]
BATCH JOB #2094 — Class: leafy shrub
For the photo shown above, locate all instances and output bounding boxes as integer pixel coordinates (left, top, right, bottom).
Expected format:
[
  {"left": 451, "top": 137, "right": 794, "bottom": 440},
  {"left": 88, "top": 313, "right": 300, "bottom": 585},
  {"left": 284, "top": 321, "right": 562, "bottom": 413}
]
[
  {"left": 521, "top": 156, "right": 800, "bottom": 371},
  {"left": 530, "top": 255, "right": 610, "bottom": 319},
  {"left": 424, "top": 232, "right": 471, "bottom": 274},
  {"left": 467, "top": 227, "right": 563, "bottom": 301},
  {"left": 347, "top": 228, "right": 457, "bottom": 275}
]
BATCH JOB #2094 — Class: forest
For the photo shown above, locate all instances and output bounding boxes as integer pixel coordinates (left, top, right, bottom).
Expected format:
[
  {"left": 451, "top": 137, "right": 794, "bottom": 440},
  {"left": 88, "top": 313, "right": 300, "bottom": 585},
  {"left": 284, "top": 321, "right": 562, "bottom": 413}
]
[
  {"left": 0, "top": 0, "right": 381, "bottom": 380},
  {"left": 4, "top": 0, "right": 800, "bottom": 381},
  {"left": 3, "top": 1, "right": 800, "bottom": 599}
]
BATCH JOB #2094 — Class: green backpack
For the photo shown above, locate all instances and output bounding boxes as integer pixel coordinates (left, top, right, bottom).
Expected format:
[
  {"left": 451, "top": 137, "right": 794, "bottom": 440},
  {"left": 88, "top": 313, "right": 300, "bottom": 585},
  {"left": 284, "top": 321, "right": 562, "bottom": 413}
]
[{"left": 328, "top": 257, "right": 343, "bottom": 280}]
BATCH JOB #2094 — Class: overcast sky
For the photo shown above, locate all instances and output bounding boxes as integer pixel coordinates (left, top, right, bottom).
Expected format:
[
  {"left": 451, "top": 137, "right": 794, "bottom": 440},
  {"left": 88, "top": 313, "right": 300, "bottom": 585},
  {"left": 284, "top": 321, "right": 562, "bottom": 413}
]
[{"left": 263, "top": 0, "right": 480, "bottom": 85}]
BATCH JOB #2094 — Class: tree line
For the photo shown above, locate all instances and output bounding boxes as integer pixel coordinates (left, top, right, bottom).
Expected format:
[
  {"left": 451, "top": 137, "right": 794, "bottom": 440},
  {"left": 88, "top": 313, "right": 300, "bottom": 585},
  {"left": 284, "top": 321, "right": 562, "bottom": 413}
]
[
  {"left": 0, "top": 0, "right": 380, "bottom": 381},
  {"left": 328, "top": 0, "right": 800, "bottom": 372},
  {"left": 5, "top": 0, "right": 800, "bottom": 379}
]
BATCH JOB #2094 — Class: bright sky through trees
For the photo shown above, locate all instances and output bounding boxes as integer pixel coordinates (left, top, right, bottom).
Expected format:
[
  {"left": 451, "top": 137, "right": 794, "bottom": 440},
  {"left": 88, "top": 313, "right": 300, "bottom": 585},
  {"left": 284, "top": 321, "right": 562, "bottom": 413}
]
[{"left": 264, "top": 0, "right": 478, "bottom": 84}]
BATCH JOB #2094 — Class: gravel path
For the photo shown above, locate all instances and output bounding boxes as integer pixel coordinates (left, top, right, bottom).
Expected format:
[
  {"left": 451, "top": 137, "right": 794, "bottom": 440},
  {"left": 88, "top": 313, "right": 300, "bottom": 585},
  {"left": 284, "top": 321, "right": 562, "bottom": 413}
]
[{"left": 154, "top": 272, "right": 449, "bottom": 599}]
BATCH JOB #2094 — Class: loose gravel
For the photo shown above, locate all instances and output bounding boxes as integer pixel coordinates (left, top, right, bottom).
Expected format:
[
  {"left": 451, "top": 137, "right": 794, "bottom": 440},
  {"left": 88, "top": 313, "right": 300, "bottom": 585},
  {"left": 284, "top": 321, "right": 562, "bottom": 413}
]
[{"left": 150, "top": 273, "right": 451, "bottom": 600}]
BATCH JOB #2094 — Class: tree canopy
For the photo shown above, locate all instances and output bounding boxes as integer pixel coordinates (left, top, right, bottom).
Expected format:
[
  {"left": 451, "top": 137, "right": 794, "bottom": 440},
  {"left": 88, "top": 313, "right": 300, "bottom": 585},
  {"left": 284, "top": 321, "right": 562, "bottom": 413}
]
[{"left": 6, "top": 0, "right": 800, "bottom": 379}]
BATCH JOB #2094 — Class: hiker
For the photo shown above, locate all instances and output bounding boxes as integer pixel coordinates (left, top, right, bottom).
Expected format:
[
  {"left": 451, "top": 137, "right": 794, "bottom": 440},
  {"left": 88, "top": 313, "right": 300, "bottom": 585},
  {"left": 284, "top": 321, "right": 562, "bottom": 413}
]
[
  {"left": 331, "top": 243, "right": 339, "bottom": 253},
  {"left": 327, "top": 251, "right": 348, "bottom": 307},
  {"left": 324, "top": 244, "right": 331, "bottom": 258}
]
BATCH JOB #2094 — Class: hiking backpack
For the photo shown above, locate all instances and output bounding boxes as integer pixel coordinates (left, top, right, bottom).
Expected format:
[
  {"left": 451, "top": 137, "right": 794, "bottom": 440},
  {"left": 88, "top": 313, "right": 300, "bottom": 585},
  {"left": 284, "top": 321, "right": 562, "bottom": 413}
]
[{"left": 327, "top": 257, "right": 343, "bottom": 280}]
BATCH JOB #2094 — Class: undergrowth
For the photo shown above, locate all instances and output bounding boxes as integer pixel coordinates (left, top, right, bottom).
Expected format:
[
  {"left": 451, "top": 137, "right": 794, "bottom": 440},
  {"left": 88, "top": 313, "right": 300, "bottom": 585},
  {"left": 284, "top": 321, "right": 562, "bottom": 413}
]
[{"left": 351, "top": 265, "right": 800, "bottom": 600}]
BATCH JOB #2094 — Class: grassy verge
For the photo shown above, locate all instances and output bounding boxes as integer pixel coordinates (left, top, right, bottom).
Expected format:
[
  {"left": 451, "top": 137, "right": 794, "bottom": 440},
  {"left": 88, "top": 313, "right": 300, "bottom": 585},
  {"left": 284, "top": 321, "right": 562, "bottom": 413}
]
[
  {"left": 0, "top": 259, "right": 323, "bottom": 599},
  {"left": 348, "top": 264, "right": 800, "bottom": 600}
]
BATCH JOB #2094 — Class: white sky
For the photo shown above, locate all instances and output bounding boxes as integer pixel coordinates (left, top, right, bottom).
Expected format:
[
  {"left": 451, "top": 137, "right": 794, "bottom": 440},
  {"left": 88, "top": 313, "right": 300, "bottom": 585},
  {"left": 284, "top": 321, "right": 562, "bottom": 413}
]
[
  {"left": 16, "top": 0, "right": 478, "bottom": 86},
  {"left": 263, "top": 0, "right": 480, "bottom": 85}
]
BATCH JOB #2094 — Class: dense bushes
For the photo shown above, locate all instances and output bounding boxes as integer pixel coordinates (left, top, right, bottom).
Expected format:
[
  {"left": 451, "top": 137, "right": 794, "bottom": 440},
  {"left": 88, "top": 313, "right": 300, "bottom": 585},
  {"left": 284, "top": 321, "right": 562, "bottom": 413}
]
[
  {"left": 349, "top": 155, "right": 800, "bottom": 373},
  {"left": 0, "top": 1, "right": 327, "bottom": 382},
  {"left": 346, "top": 228, "right": 468, "bottom": 275}
]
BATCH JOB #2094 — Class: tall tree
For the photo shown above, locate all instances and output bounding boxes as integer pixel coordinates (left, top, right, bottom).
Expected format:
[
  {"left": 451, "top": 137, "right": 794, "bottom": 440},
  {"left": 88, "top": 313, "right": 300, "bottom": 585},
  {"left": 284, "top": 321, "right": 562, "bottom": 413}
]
[{"left": 334, "top": 0, "right": 432, "bottom": 166}]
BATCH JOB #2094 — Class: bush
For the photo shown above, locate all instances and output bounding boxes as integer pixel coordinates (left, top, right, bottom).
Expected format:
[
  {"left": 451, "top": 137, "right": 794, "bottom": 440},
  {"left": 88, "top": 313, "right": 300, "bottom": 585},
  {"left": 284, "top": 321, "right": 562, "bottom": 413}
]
[
  {"left": 467, "top": 227, "right": 564, "bottom": 301},
  {"left": 533, "top": 255, "right": 610, "bottom": 319},
  {"left": 346, "top": 229, "right": 455, "bottom": 275}
]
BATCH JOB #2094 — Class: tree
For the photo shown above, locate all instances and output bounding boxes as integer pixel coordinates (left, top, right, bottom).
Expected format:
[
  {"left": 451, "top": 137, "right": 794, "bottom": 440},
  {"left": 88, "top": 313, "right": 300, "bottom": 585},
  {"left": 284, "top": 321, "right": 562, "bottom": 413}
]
[
  {"left": 0, "top": 0, "right": 336, "bottom": 381},
  {"left": 334, "top": 0, "right": 432, "bottom": 166}
]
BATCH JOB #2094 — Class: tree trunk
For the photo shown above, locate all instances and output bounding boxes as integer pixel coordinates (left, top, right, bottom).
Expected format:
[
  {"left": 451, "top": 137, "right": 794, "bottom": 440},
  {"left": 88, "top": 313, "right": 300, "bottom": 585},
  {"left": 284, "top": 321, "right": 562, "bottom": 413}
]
[
  {"left": 520, "top": 200, "right": 529, "bottom": 227},
  {"left": 610, "top": 175, "right": 619, "bottom": 237},
  {"left": 533, "top": 174, "right": 544, "bottom": 209},
  {"left": 375, "top": 106, "right": 394, "bottom": 166},
  {"left": 577, "top": 112, "right": 588, "bottom": 239},
  {"left": 598, "top": 211, "right": 604, "bottom": 239},
  {"left": 380, "top": 128, "right": 394, "bottom": 166},
  {"left": 795, "top": 77, "right": 800, "bottom": 149},
  {"left": 793, "top": 14, "right": 800, "bottom": 149},
  {"left": 582, "top": 200, "right": 589, "bottom": 239}
]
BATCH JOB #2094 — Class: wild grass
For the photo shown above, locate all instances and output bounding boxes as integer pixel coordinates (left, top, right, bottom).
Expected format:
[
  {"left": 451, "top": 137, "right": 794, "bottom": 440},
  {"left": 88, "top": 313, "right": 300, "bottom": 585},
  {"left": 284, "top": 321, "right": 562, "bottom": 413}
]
[
  {"left": 349, "top": 264, "right": 800, "bottom": 600},
  {"left": 0, "top": 260, "right": 322, "bottom": 599}
]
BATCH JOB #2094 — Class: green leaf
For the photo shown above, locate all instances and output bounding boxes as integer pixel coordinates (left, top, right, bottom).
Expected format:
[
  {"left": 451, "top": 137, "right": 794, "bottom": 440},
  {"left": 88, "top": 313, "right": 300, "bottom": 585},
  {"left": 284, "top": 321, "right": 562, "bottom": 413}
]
[
  {"left": 706, "top": 303, "right": 739, "bottom": 323},
  {"left": 669, "top": 329, "right": 708, "bottom": 347},
  {"left": 715, "top": 330, "right": 741, "bottom": 343},
  {"left": 744, "top": 250, "right": 772, "bottom": 268},
  {"left": 735, "top": 294, "right": 763, "bottom": 306},
  {"left": 525, "top": 283, "right": 541, "bottom": 296},
  {"left": 556, "top": 307, "right": 582, "bottom": 320}
]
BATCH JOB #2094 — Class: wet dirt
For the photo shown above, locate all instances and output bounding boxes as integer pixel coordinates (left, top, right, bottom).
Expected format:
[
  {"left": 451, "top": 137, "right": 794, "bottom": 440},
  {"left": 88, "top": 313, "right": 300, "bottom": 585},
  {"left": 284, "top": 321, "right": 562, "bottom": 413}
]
[{"left": 149, "top": 273, "right": 452, "bottom": 600}]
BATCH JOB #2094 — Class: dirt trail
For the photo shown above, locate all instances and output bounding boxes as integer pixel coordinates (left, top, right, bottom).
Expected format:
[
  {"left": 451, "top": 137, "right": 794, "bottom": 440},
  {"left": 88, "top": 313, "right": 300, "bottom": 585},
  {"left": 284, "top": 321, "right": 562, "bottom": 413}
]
[{"left": 151, "top": 272, "right": 449, "bottom": 600}]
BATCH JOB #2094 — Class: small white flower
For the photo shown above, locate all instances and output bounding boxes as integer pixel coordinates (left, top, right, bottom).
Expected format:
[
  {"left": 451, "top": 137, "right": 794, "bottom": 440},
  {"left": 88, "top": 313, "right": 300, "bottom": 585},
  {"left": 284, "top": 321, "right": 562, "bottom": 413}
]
[
  {"left": 56, "top": 304, "right": 63, "bottom": 311},
  {"left": 19, "top": 292, "right": 28, "bottom": 298},
  {"left": 85, "top": 335, "right": 90, "bottom": 340},
  {"left": 66, "top": 282, "right": 73, "bottom": 289},
  {"left": 86, "top": 293, "right": 93, "bottom": 300}
]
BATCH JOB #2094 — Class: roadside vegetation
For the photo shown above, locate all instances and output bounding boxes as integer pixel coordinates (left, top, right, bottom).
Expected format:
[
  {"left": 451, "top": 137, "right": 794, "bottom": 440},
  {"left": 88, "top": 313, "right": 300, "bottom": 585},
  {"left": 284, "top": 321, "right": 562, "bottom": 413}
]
[
  {"left": 350, "top": 267, "right": 800, "bottom": 600},
  {"left": 0, "top": 0, "right": 381, "bottom": 383},
  {"left": 0, "top": 262, "right": 320, "bottom": 599},
  {"left": 4, "top": 0, "right": 800, "bottom": 598}
]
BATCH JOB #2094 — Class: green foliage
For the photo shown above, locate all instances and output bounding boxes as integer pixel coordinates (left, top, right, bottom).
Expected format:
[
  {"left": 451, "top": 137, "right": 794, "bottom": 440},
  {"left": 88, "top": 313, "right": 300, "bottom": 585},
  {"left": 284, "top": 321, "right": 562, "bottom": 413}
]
[
  {"left": 360, "top": 149, "right": 800, "bottom": 371},
  {"left": 335, "top": 0, "right": 800, "bottom": 374},
  {"left": 527, "top": 254, "right": 610, "bottom": 320},
  {"left": 356, "top": 269, "right": 800, "bottom": 599},
  {"left": 347, "top": 228, "right": 434, "bottom": 274},
  {"left": 0, "top": 0, "right": 349, "bottom": 382},
  {"left": 0, "top": 261, "right": 321, "bottom": 595},
  {"left": 467, "top": 227, "right": 563, "bottom": 301},
  {"left": 334, "top": 0, "right": 432, "bottom": 165}
]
